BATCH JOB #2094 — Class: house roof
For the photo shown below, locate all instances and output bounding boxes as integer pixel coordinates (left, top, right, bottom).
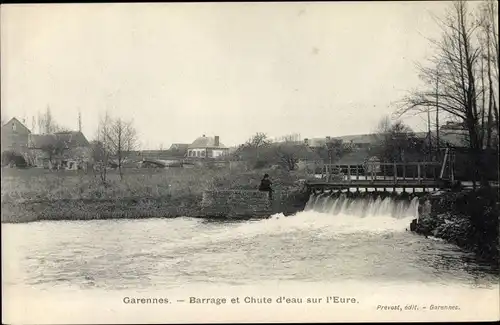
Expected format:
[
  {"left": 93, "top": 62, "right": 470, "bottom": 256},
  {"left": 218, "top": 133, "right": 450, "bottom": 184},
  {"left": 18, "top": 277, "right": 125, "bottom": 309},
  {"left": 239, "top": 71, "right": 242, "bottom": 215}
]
[
  {"left": 169, "top": 143, "right": 189, "bottom": 151},
  {"left": 29, "top": 134, "right": 58, "bottom": 148},
  {"left": 189, "top": 136, "right": 227, "bottom": 149},
  {"left": 307, "top": 134, "right": 379, "bottom": 147},
  {"left": 29, "top": 131, "right": 89, "bottom": 149},
  {"left": 54, "top": 131, "right": 89, "bottom": 146},
  {"left": 1, "top": 117, "right": 31, "bottom": 134},
  {"left": 335, "top": 134, "right": 379, "bottom": 144}
]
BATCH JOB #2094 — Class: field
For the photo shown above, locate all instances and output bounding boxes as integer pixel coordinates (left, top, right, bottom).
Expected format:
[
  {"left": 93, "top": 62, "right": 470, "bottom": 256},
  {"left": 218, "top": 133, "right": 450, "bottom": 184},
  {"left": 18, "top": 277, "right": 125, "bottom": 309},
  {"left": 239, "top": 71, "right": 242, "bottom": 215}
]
[{"left": 1, "top": 166, "right": 311, "bottom": 222}]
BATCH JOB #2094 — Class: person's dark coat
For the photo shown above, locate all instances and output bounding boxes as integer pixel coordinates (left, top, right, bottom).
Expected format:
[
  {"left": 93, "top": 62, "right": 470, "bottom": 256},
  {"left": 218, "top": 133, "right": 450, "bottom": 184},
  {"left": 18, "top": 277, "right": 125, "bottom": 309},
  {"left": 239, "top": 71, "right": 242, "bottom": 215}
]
[{"left": 259, "top": 178, "right": 273, "bottom": 192}]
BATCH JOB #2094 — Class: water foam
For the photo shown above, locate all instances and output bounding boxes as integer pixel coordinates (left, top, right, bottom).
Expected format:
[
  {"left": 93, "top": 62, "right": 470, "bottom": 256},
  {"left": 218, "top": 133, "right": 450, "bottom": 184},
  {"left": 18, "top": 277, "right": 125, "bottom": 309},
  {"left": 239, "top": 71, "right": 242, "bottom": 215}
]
[
  {"left": 304, "top": 193, "right": 419, "bottom": 219},
  {"left": 160, "top": 194, "right": 419, "bottom": 249},
  {"left": 258, "top": 193, "right": 420, "bottom": 234}
]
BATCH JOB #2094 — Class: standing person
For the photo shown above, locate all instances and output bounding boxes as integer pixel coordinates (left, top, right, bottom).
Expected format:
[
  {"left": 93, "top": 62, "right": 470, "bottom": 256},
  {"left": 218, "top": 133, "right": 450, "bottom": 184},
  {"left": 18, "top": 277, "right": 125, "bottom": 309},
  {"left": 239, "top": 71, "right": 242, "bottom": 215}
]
[{"left": 259, "top": 173, "right": 273, "bottom": 200}]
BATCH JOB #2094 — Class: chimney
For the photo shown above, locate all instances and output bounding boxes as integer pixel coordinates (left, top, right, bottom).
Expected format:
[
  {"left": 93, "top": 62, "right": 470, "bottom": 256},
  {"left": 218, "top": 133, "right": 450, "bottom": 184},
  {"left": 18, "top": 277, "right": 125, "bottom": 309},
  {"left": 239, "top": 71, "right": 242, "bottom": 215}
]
[
  {"left": 304, "top": 138, "right": 309, "bottom": 146},
  {"left": 326, "top": 136, "right": 331, "bottom": 142},
  {"left": 214, "top": 135, "right": 220, "bottom": 147}
]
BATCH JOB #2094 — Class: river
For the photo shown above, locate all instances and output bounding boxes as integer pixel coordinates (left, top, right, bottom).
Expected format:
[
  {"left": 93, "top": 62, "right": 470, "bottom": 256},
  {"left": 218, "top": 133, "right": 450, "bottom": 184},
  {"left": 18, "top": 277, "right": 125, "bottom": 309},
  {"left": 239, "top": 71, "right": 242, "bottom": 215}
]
[{"left": 2, "top": 195, "right": 499, "bottom": 323}]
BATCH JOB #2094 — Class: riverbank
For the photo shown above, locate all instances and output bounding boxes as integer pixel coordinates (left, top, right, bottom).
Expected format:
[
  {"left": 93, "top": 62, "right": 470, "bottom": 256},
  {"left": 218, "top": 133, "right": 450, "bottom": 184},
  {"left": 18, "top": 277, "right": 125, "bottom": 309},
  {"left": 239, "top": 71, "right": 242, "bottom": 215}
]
[
  {"left": 413, "top": 187, "right": 500, "bottom": 265},
  {"left": 1, "top": 167, "right": 311, "bottom": 223}
]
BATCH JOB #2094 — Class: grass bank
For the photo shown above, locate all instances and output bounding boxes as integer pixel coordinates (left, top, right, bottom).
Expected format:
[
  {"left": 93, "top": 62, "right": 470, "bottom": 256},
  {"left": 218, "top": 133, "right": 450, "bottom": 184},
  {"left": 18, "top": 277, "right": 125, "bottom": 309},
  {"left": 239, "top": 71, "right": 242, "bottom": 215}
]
[
  {"left": 413, "top": 187, "right": 499, "bottom": 266},
  {"left": 1, "top": 167, "right": 311, "bottom": 223}
]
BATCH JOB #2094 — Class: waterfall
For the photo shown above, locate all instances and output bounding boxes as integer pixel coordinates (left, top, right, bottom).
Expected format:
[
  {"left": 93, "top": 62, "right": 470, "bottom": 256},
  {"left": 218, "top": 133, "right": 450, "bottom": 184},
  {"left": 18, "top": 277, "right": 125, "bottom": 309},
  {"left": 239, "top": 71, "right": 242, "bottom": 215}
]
[{"left": 304, "top": 193, "right": 419, "bottom": 219}]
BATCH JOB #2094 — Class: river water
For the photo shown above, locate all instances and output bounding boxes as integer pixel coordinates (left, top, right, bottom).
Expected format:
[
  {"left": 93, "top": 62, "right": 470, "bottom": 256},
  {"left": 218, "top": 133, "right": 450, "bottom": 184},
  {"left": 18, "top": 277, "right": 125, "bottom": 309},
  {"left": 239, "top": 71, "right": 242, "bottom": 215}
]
[{"left": 2, "top": 195, "right": 499, "bottom": 323}]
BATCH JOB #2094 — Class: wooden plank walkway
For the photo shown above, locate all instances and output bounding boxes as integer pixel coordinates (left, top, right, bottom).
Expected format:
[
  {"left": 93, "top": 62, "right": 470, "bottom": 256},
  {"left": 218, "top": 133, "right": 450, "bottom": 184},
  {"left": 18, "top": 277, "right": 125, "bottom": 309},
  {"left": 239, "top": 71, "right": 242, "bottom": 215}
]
[
  {"left": 306, "top": 179, "right": 442, "bottom": 190},
  {"left": 305, "top": 160, "right": 450, "bottom": 192}
]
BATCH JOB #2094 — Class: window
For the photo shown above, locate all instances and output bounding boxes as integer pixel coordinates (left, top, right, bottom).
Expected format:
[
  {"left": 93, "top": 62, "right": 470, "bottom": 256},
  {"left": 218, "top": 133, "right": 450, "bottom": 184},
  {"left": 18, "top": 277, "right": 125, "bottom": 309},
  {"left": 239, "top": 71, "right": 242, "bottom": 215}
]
[
  {"left": 201, "top": 151, "right": 206, "bottom": 157},
  {"left": 12, "top": 123, "right": 16, "bottom": 132}
]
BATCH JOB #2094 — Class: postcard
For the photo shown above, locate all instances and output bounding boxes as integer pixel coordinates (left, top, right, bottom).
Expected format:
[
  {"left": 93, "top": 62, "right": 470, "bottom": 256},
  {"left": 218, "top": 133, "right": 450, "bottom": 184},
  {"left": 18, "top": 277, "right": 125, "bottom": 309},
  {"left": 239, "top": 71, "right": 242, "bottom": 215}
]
[{"left": 2, "top": 1, "right": 499, "bottom": 323}]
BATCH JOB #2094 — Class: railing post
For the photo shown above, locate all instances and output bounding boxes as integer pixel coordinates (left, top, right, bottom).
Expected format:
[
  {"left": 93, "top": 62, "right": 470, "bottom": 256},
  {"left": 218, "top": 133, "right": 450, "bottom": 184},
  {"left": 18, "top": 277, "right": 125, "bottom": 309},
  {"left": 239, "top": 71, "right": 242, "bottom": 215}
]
[
  {"left": 451, "top": 153, "right": 455, "bottom": 183},
  {"left": 440, "top": 148, "right": 449, "bottom": 179},
  {"left": 393, "top": 163, "right": 397, "bottom": 184},
  {"left": 417, "top": 163, "right": 421, "bottom": 184},
  {"left": 356, "top": 164, "right": 359, "bottom": 180},
  {"left": 347, "top": 165, "right": 351, "bottom": 184}
]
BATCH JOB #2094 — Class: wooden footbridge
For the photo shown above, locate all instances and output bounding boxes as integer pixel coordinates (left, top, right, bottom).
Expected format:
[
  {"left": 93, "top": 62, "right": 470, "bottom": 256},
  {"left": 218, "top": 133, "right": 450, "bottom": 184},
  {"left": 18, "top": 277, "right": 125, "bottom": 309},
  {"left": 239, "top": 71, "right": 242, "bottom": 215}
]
[{"left": 305, "top": 149, "right": 456, "bottom": 193}]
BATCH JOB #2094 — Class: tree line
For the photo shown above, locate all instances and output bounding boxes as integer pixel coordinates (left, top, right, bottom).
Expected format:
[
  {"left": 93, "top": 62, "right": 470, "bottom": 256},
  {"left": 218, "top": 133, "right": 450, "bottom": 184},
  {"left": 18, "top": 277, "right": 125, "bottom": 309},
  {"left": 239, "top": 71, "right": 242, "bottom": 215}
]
[
  {"left": 235, "top": 118, "right": 430, "bottom": 173},
  {"left": 396, "top": 0, "right": 499, "bottom": 185}
]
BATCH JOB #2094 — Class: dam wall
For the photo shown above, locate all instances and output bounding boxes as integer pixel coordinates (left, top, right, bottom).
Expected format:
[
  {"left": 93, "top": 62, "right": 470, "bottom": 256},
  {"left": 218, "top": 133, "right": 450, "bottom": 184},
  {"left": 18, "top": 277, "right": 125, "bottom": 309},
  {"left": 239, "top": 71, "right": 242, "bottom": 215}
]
[
  {"left": 200, "top": 190, "right": 272, "bottom": 218},
  {"left": 199, "top": 188, "right": 311, "bottom": 219}
]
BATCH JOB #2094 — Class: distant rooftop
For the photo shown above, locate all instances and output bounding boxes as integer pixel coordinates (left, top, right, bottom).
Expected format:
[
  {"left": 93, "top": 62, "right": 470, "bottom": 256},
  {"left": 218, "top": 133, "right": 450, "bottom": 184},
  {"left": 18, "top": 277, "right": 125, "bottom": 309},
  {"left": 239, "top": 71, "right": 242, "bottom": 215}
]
[
  {"left": 29, "top": 131, "right": 89, "bottom": 148},
  {"left": 189, "top": 135, "right": 227, "bottom": 149}
]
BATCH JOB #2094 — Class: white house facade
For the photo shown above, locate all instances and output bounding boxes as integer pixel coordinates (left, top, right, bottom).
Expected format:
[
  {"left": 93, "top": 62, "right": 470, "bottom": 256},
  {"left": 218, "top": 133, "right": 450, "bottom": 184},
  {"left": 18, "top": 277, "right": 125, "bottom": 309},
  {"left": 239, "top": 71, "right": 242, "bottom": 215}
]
[{"left": 187, "top": 135, "right": 228, "bottom": 159}]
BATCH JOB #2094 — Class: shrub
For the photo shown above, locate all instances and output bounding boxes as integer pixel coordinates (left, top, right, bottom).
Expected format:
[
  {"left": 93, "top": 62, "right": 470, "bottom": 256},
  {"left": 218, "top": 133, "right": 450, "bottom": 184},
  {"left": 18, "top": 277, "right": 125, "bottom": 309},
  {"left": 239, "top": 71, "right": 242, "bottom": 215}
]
[{"left": 1, "top": 151, "right": 27, "bottom": 168}]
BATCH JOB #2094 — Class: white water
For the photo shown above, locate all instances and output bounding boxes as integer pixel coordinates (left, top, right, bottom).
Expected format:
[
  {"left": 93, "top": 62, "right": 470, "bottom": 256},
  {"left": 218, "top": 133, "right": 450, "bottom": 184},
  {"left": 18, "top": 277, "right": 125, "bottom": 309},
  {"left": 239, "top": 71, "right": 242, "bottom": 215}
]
[
  {"left": 304, "top": 193, "right": 418, "bottom": 220},
  {"left": 3, "top": 194, "right": 499, "bottom": 324}
]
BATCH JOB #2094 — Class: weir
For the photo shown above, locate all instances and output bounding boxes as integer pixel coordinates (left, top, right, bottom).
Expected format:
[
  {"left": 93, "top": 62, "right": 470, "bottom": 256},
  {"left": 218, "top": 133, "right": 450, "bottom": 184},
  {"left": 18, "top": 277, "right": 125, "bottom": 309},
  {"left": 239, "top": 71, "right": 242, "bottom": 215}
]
[
  {"left": 304, "top": 192, "right": 420, "bottom": 219},
  {"left": 198, "top": 186, "right": 423, "bottom": 220}
]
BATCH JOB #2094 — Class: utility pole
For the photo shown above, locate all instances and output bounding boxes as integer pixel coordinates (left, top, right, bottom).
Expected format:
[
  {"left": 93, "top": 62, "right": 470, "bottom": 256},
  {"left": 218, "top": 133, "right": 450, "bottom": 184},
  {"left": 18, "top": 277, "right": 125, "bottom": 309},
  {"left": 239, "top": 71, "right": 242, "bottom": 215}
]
[
  {"left": 435, "top": 69, "right": 440, "bottom": 161},
  {"left": 78, "top": 109, "right": 82, "bottom": 132},
  {"left": 427, "top": 106, "right": 432, "bottom": 161}
]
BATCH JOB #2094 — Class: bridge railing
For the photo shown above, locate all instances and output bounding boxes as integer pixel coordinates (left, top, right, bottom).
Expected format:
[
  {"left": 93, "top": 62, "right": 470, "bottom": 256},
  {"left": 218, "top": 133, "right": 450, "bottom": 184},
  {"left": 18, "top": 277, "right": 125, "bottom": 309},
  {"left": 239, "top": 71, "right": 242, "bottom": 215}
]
[{"left": 318, "top": 161, "right": 443, "bottom": 184}]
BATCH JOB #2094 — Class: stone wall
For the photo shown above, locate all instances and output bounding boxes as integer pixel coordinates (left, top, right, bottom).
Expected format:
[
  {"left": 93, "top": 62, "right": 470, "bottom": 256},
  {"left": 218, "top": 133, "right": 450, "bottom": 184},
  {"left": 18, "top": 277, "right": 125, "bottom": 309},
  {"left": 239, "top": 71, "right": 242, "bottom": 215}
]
[
  {"left": 200, "top": 188, "right": 311, "bottom": 219},
  {"left": 201, "top": 190, "right": 273, "bottom": 218}
]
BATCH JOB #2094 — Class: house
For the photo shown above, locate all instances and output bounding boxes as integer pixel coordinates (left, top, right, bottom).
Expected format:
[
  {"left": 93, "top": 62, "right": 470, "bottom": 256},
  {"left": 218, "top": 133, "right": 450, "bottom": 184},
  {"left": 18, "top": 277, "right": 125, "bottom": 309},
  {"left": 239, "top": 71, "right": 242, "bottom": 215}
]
[
  {"left": 28, "top": 131, "right": 90, "bottom": 169},
  {"left": 304, "top": 134, "right": 379, "bottom": 150},
  {"left": 187, "top": 135, "right": 229, "bottom": 159},
  {"left": 1, "top": 118, "right": 31, "bottom": 154},
  {"left": 169, "top": 143, "right": 189, "bottom": 152}
]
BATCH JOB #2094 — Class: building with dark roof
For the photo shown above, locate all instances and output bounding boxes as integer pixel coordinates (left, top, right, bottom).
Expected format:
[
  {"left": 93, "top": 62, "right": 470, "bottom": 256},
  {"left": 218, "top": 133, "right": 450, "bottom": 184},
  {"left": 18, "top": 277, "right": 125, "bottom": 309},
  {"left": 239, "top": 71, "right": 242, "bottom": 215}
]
[
  {"left": 169, "top": 143, "right": 189, "bottom": 151},
  {"left": 187, "top": 135, "right": 228, "bottom": 159},
  {"left": 28, "top": 131, "right": 90, "bottom": 169},
  {"left": 1, "top": 117, "right": 31, "bottom": 153}
]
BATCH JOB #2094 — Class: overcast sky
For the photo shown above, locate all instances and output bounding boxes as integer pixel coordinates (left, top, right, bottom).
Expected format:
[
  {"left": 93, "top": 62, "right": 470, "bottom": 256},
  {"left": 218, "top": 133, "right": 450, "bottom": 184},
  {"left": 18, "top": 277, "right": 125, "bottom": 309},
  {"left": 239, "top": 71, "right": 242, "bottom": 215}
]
[{"left": 1, "top": 2, "right": 449, "bottom": 149}]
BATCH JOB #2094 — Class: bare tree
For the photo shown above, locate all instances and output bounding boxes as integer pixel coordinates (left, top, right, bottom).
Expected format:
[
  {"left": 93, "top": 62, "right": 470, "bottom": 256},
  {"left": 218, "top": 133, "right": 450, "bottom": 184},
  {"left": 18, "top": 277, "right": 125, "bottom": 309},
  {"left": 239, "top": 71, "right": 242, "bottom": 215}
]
[
  {"left": 274, "top": 143, "right": 303, "bottom": 171},
  {"left": 44, "top": 106, "right": 53, "bottom": 134},
  {"left": 478, "top": 0, "right": 499, "bottom": 146},
  {"left": 395, "top": 1, "right": 498, "bottom": 185},
  {"left": 373, "top": 118, "right": 422, "bottom": 163},
  {"left": 90, "top": 139, "right": 109, "bottom": 183},
  {"left": 36, "top": 106, "right": 68, "bottom": 134},
  {"left": 39, "top": 138, "right": 67, "bottom": 170},
  {"left": 234, "top": 132, "right": 274, "bottom": 168},
  {"left": 99, "top": 113, "right": 138, "bottom": 180},
  {"left": 273, "top": 140, "right": 317, "bottom": 171},
  {"left": 245, "top": 132, "right": 272, "bottom": 148},
  {"left": 375, "top": 115, "right": 392, "bottom": 134}
]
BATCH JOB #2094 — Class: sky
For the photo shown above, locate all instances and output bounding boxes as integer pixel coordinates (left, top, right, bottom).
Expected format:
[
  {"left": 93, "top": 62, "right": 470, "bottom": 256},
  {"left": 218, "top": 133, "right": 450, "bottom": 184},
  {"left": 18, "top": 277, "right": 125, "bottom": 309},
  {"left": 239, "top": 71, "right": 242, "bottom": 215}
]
[{"left": 1, "top": 2, "right": 449, "bottom": 149}]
